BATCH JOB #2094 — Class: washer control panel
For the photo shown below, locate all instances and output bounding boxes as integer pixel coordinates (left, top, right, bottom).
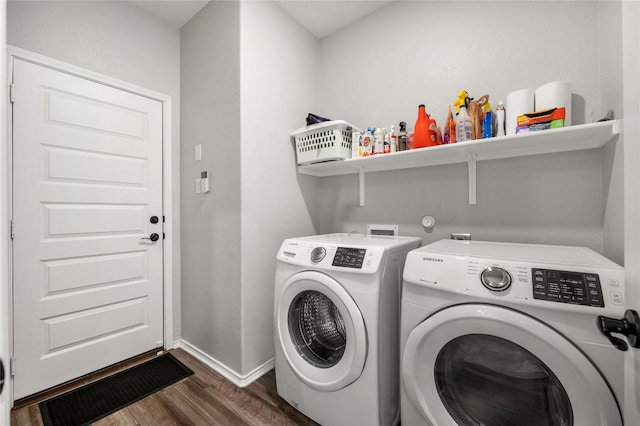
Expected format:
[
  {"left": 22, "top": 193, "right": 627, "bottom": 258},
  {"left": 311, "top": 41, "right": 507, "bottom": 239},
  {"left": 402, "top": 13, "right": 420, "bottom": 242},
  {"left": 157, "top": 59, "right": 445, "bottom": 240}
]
[
  {"left": 331, "top": 247, "right": 367, "bottom": 269},
  {"left": 532, "top": 268, "right": 604, "bottom": 307}
]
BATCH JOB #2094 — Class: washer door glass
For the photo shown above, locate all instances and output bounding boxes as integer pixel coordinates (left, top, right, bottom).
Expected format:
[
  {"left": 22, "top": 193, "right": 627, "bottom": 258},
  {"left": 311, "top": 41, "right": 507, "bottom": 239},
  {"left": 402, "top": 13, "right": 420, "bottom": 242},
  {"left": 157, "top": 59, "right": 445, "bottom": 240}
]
[
  {"left": 435, "top": 334, "right": 572, "bottom": 426},
  {"left": 288, "top": 290, "right": 346, "bottom": 368},
  {"left": 276, "top": 271, "right": 367, "bottom": 391},
  {"left": 401, "top": 304, "right": 622, "bottom": 426}
]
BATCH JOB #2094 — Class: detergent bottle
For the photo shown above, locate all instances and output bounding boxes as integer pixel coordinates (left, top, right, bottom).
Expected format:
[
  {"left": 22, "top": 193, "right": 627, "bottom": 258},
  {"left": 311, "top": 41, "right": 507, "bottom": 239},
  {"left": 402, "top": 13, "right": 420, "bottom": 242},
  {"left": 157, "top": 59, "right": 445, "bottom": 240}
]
[{"left": 413, "top": 104, "right": 431, "bottom": 149}]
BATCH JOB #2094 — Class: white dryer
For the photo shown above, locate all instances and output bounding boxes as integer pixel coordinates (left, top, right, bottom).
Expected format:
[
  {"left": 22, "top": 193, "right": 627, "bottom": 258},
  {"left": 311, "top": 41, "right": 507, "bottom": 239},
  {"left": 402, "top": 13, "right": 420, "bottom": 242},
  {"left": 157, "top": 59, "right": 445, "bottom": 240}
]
[
  {"left": 401, "top": 239, "right": 627, "bottom": 426},
  {"left": 274, "top": 233, "right": 421, "bottom": 426}
]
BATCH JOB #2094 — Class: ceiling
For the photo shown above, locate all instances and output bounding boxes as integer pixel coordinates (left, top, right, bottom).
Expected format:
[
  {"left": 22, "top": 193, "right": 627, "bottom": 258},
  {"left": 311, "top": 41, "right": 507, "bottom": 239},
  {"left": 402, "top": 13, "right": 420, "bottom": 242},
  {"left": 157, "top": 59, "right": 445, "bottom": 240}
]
[{"left": 130, "top": 0, "right": 395, "bottom": 39}]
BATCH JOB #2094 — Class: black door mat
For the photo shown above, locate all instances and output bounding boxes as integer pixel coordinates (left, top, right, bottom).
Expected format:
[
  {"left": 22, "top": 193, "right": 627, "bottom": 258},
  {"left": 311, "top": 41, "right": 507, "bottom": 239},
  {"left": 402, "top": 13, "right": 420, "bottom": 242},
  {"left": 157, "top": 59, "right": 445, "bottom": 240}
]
[{"left": 39, "top": 352, "right": 194, "bottom": 426}]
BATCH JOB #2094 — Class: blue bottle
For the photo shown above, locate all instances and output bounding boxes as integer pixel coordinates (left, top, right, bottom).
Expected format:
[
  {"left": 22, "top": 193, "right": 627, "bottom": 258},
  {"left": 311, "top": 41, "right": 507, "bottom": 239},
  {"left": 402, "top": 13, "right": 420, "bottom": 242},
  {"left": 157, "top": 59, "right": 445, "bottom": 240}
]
[{"left": 483, "top": 102, "right": 493, "bottom": 138}]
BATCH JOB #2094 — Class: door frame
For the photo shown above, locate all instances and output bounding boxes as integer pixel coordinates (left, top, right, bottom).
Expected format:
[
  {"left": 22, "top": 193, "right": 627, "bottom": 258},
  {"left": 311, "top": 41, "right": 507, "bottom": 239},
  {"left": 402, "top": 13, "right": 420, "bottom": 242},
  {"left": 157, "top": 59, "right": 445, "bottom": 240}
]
[{"left": 4, "top": 46, "right": 175, "bottom": 406}]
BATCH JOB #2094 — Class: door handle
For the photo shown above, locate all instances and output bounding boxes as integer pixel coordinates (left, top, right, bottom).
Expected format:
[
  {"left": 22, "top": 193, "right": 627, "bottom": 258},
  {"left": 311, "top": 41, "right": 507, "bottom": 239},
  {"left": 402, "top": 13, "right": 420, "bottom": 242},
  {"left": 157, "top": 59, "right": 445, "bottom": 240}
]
[
  {"left": 141, "top": 233, "right": 160, "bottom": 242},
  {"left": 597, "top": 309, "right": 640, "bottom": 351}
]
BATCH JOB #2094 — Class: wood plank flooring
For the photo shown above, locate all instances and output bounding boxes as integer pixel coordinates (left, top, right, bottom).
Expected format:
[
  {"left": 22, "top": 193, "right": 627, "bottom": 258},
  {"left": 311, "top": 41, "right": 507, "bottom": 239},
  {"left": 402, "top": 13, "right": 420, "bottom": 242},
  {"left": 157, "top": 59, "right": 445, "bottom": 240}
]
[{"left": 11, "top": 349, "right": 318, "bottom": 426}]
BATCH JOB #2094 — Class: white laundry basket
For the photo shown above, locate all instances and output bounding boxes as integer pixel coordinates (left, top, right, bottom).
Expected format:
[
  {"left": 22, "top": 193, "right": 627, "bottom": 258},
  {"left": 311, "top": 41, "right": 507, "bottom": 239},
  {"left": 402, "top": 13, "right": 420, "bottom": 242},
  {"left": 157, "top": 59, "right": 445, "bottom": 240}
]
[{"left": 291, "top": 120, "right": 361, "bottom": 165}]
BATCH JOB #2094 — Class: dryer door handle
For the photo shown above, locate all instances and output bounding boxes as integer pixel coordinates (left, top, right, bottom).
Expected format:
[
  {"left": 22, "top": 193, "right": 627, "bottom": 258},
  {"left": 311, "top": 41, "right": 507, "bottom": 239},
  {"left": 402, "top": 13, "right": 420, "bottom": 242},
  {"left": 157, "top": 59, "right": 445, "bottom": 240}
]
[{"left": 597, "top": 309, "right": 640, "bottom": 351}]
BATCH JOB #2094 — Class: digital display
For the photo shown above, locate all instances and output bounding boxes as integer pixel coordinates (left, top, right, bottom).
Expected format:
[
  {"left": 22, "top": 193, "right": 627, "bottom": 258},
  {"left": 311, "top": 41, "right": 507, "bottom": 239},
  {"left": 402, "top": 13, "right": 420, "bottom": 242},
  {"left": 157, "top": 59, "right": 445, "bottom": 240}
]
[
  {"left": 332, "top": 247, "right": 366, "bottom": 269},
  {"left": 532, "top": 268, "right": 603, "bottom": 307}
]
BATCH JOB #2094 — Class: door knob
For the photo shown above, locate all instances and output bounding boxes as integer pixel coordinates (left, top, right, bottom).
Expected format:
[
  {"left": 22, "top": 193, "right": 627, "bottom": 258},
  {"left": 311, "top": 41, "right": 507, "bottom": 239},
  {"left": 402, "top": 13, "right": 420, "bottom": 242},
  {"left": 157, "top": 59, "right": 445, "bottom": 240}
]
[
  {"left": 597, "top": 309, "right": 640, "bottom": 351},
  {"left": 0, "top": 358, "right": 4, "bottom": 395},
  {"left": 150, "top": 216, "right": 159, "bottom": 224},
  {"left": 141, "top": 233, "right": 160, "bottom": 242}
]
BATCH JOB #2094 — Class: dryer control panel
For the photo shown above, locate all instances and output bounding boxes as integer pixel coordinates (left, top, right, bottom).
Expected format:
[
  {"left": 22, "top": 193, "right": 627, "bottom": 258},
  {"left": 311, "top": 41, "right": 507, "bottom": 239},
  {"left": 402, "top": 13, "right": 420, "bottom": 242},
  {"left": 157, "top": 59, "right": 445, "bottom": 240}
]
[{"left": 532, "top": 268, "right": 604, "bottom": 307}]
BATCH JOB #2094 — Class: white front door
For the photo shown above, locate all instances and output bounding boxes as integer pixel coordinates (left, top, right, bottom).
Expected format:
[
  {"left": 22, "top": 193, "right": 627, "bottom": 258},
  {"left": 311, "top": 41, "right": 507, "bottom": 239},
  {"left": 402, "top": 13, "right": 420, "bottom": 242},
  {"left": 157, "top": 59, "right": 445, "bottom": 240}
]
[{"left": 11, "top": 58, "right": 164, "bottom": 399}]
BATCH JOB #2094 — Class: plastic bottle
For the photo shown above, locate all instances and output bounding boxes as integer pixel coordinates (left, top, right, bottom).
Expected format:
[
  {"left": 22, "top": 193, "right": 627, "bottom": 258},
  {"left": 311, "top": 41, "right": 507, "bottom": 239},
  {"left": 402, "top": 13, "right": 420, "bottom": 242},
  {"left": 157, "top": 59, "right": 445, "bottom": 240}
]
[
  {"left": 389, "top": 125, "right": 397, "bottom": 152},
  {"left": 427, "top": 114, "right": 439, "bottom": 146},
  {"left": 456, "top": 103, "right": 473, "bottom": 142},
  {"left": 383, "top": 128, "right": 391, "bottom": 154},
  {"left": 398, "top": 122, "right": 407, "bottom": 151},
  {"left": 483, "top": 102, "right": 493, "bottom": 139},
  {"left": 373, "top": 128, "right": 384, "bottom": 154},
  {"left": 413, "top": 104, "right": 431, "bottom": 149},
  {"left": 496, "top": 100, "right": 506, "bottom": 137},
  {"left": 362, "top": 127, "right": 374, "bottom": 156}
]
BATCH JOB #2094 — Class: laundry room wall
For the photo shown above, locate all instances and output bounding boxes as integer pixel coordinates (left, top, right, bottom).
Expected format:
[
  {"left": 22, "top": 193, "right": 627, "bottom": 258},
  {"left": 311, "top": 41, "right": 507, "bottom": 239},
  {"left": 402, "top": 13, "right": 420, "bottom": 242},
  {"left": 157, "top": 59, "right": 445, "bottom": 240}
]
[
  {"left": 239, "top": 0, "right": 320, "bottom": 375},
  {"left": 314, "top": 1, "right": 625, "bottom": 264},
  {"left": 180, "top": 0, "right": 319, "bottom": 378},
  {"left": 7, "top": 0, "right": 183, "bottom": 340},
  {"left": 598, "top": 0, "right": 624, "bottom": 266},
  {"left": 180, "top": 0, "right": 243, "bottom": 375}
]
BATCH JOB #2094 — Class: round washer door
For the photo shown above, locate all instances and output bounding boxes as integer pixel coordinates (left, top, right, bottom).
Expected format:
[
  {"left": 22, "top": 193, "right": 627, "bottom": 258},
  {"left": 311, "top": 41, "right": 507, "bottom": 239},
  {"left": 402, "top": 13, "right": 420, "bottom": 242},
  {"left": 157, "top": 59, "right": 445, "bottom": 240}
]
[
  {"left": 276, "top": 271, "right": 367, "bottom": 392},
  {"left": 402, "top": 304, "right": 622, "bottom": 426}
]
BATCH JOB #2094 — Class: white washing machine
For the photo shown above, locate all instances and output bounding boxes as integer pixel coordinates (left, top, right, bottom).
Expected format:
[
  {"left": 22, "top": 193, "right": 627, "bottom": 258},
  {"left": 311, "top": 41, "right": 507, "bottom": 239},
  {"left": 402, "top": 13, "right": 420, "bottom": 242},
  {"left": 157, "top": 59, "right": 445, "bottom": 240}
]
[
  {"left": 274, "top": 233, "right": 421, "bottom": 426},
  {"left": 401, "top": 239, "right": 628, "bottom": 426}
]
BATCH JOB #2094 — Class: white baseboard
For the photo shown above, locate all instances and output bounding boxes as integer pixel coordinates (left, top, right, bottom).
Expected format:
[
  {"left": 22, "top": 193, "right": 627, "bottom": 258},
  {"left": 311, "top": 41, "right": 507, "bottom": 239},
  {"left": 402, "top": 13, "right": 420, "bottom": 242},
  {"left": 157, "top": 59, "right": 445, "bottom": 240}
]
[{"left": 176, "top": 339, "right": 274, "bottom": 388}]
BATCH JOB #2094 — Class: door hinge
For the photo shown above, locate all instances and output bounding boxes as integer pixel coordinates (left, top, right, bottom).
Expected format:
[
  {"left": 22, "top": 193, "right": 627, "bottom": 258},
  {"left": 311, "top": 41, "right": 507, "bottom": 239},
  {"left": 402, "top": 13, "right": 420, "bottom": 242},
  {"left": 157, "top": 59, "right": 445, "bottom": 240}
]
[
  {"left": 10, "top": 220, "right": 14, "bottom": 240},
  {"left": 9, "top": 84, "right": 15, "bottom": 104},
  {"left": 10, "top": 358, "right": 16, "bottom": 377}
]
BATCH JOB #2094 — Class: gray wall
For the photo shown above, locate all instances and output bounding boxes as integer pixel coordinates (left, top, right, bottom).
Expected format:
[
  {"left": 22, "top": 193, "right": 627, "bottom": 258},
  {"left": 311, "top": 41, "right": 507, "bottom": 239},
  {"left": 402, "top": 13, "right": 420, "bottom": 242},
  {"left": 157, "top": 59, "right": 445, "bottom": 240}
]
[
  {"left": 180, "top": 0, "right": 243, "bottom": 373},
  {"left": 598, "top": 0, "right": 624, "bottom": 264},
  {"left": 315, "top": 1, "right": 624, "bottom": 264},
  {"left": 180, "top": 0, "right": 319, "bottom": 376},
  {"left": 7, "top": 0, "right": 183, "bottom": 339},
  {"left": 240, "top": 0, "right": 320, "bottom": 373}
]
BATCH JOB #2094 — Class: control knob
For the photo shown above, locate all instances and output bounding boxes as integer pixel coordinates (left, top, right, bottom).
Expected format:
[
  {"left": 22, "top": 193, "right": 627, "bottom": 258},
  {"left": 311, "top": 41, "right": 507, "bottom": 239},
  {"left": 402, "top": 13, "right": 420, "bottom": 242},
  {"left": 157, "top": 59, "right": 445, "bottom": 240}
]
[
  {"left": 481, "top": 266, "right": 512, "bottom": 292},
  {"left": 310, "top": 247, "right": 326, "bottom": 263}
]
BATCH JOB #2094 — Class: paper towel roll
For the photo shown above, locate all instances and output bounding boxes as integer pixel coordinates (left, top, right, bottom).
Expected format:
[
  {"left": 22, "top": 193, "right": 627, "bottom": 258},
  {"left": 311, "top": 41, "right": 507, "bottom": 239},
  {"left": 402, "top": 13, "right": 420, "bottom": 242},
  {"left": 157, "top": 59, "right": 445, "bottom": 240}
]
[
  {"left": 535, "top": 81, "right": 572, "bottom": 126},
  {"left": 506, "top": 88, "right": 534, "bottom": 136}
]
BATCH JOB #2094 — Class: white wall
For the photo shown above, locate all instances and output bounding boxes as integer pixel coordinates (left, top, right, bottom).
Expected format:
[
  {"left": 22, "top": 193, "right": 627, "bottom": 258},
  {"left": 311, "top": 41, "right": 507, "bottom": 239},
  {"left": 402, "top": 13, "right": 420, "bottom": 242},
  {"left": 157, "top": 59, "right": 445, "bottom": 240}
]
[
  {"left": 180, "top": 0, "right": 243, "bottom": 373},
  {"left": 6, "top": 0, "right": 183, "bottom": 340},
  {"left": 315, "top": 1, "right": 623, "bottom": 263},
  {"left": 240, "top": 0, "right": 319, "bottom": 373}
]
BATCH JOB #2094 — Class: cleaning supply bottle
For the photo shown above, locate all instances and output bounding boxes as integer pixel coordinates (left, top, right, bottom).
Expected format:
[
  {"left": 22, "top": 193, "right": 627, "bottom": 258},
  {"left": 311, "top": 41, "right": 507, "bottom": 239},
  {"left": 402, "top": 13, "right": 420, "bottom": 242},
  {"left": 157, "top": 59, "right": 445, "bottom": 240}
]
[
  {"left": 383, "top": 128, "right": 391, "bottom": 153},
  {"left": 496, "top": 100, "right": 506, "bottom": 137},
  {"left": 443, "top": 105, "right": 455, "bottom": 144},
  {"left": 483, "top": 102, "right": 493, "bottom": 139},
  {"left": 362, "top": 127, "right": 374, "bottom": 156},
  {"left": 389, "top": 125, "right": 397, "bottom": 152},
  {"left": 455, "top": 101, "right": 472, "bottom": 142},
  {"left": 427, "top": 114, "right": 439, "bottom": 146},
  {"left": 398, "top": 122, "right": 407, "bottom": 151},
  {"left": 373, "top": 127, "right": 384, "bottom": 154},
  {"left": 413, "top": 104, "right": 432, "bottom": 149}
]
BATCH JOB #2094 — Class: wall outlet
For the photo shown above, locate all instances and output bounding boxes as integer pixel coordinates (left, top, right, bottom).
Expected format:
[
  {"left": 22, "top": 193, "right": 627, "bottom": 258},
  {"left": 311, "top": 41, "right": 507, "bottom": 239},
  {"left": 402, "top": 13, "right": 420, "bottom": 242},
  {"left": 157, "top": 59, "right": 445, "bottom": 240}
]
[{"left": 451, "top": 233, "right": 471, "bottom": 241}]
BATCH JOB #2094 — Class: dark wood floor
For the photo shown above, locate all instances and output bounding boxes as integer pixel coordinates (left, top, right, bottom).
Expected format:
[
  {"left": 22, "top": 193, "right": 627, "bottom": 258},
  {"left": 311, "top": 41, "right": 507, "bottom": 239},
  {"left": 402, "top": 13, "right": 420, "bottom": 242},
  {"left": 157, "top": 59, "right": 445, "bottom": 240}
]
[{"left": 11, "top": 349, "right": 318, "bottom": 425}]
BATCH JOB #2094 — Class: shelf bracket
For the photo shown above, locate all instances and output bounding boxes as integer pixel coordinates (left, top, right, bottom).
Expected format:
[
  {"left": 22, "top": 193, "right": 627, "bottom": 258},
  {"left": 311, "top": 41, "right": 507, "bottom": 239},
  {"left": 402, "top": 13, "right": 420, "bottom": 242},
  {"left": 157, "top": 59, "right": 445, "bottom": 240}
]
[
  {"left": 358, "top": 168, "right": 365, "bottom": 207},
  {"left": 467, "top": 152, "right": 477, "bottom": 205}
]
